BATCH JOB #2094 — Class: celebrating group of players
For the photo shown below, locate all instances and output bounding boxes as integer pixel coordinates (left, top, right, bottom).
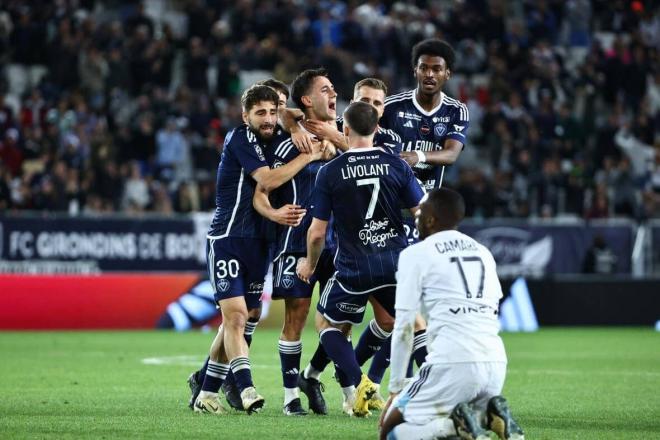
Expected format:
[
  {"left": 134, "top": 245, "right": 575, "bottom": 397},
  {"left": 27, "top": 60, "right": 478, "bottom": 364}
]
[{"left": 185, "top": 38, "right": 525, "bottom": 440}]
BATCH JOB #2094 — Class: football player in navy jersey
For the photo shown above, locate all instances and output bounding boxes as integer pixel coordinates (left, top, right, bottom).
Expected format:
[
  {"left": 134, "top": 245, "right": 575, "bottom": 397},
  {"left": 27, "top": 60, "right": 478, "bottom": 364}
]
[
  {"left": 381, "top": 38, "right": 469, "bottom": 192},
  {"left": 253, "top": 69, "right": 338, "bottom": 416},
  {"left": 296, "top": 77, "right": 405, "bottom": 410},
  {"left": 297, "top": 101, "right": 424, "bottom": 418},
  {"left": 376, "top": 39, "right": 471, "bottom": 384},
  {"left": 192, "top": 84, "right": 325, "bottom": 416}
]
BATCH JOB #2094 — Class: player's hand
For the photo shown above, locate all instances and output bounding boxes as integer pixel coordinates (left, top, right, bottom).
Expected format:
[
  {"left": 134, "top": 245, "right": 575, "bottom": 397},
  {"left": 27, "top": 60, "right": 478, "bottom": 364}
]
[
  {"left": 271, "top": 204, "right": 306, "bottom": 227},
  {"left": 399, "top": 151, "right": 419, "bottom": 167},
  {"left": 320, "top": 140, "right": 336, "bottom": 161},
  {"left": 296, "top": 257, "right": 314, "bottom": 284},
  {"left": 302, "top": 119, "right": 338, "bottom": 141},
  {"left": 379, "top": 392, "right": 398, "bottom": 428},
  {"left": 309, "top": 140, "right": 326, "bottom": 161},
  {"left": 291, "top": 129, "right": 315, "bottom": 154}
]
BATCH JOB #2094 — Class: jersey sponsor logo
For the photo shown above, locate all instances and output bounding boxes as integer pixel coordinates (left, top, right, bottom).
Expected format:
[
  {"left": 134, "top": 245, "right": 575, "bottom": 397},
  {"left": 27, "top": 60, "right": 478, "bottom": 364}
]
[
  {"left": 449, "top": 305, "right": 498, "bottom": 315},
  {"left": 397, "top": 111, "right": 422, "bottom": 121},
  {"left": 254, "top": 144, "right": 266, "bottom": 162},
  {"left": 359, "top": 218, "right": 399, "bottom": 248},
  {"left": 348, "top": 155, "right": 357, "bottom": 163},
  {"left": 434, "top": 123, "right": 446, "bottom": 137},
  {"left": 432, "top": 116, "right": 450, "bottom": 123},
  {"left": 403, "top": 120, "right": 414, "bottom": 128},
  {"left": 420, "top": 124, "right": 431, "bottom": 136},
  {"left": 281, "top": 275, "right": 294, "bottom": 289},
  {"left": 336, "top": 302, "right": 366, "bottom": 314},
  {"left": 216, "top": 278, "right": 230, "bottom": 292},
  {"left": 273, "top": 160, "right": 285, "bottom": 168},
  {"left": 453, "top": 124, "right": 465, "bottom": 132},
  {"left": 248, "top": 282, "right": 264, "bottom": 295}
]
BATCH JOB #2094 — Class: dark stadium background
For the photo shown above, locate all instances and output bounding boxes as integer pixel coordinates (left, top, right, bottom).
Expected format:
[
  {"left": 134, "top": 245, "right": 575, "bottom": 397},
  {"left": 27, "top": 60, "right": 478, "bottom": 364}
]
[{"left": 0, "top": 0, "right": 658, "bottom": 329}]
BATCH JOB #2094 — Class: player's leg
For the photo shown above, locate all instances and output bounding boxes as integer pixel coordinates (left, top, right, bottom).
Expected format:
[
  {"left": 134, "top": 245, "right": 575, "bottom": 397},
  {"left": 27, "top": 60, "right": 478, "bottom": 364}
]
[
  {"left": 471, "top": 362, "right": 524, "bottom": 440},
  {"left": 298, "top": 250, "right": 335, "bottom": 414},
  {"left": 220, "top": 304, "right": 262, "bottom": 411},
  {"left": 279, "top": 295, "right": 311, "bottom": 416},
  {"left": 380, "top": 364, "right": 460, "bottom": 440},
  {"left": 316, "top": 277, "right": 376, "bottom": 417},
  {"left": 194, "top": 324, "right": 229, "bottom": 414},
  {"left": 354, "top": 297, "right": 393, "bottom": 367},
  {"left": 220, "top": 295, "right": 264, "bottom": 413},
  {"left": 192, "top": 238, "right": 232, "bottom": 414},
  {"left": 271, "top": 254, "right": 312, "bottom": 415}
]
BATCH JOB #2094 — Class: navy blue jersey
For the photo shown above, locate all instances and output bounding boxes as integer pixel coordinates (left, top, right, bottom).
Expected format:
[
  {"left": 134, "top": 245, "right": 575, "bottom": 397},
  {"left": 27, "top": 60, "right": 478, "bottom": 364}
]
[
  {"left": 336, "top": 117, "right": 402, "bottom": 154},
  {"left": 208, "top": 125, "right": 288, "bottom": 239},
  {"left": 263, "top": 137, "right": 326, "bottom": 258},
  {"left": 312, "top": 147, "right": 424, "bottom": 289},
  {"left": 381, "top": 90, "right": 469, "bottom": 190}
]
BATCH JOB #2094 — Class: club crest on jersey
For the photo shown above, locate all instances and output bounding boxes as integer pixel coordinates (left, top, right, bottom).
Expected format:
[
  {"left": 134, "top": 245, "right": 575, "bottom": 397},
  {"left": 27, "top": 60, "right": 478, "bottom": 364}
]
[
  {"left": 434, "top": 123, "right": 447, "bottom": 138},
  {"left": 216, "top": 278, "right": 230, "bottom": 293},
  {"left": 281, "top": 275, "right": 294, "bottom": 289},
  {"left": 420, "top": 124, "right": 431, "bottom": 136}
]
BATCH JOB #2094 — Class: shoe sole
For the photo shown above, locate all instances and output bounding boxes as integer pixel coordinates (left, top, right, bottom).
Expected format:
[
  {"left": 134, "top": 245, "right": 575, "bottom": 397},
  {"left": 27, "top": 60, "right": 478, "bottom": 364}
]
[
  {"left": 187, "top": 374, "right": 199, "bottom": 410},
  {"left": 490, "top": 414, "right": 524, "bottom": 440},
  {"left": 245, "top": 397, "right": 265, "bottom": 414}
]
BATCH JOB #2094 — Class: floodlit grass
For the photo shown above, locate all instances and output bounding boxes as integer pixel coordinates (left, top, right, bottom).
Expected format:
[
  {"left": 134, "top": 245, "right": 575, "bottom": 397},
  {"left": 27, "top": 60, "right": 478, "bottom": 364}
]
[{"left": 1, "top": 327, "right": 658, "bottom": 439}]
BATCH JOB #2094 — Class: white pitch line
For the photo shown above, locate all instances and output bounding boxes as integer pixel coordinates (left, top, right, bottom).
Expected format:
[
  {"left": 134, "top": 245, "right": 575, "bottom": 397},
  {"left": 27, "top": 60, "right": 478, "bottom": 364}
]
[
  {"left": 508, "top": 368, "right": 660, "bottom": 378},
  {"left": 141, "top": 355, "right": 279, "bottom": 369}
]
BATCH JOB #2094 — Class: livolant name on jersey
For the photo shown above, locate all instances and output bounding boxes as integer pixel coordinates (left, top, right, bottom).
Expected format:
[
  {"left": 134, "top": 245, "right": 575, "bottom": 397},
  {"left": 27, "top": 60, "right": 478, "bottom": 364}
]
[
  {"left": 434, "top": 239, "right": 478, "bottom": 254},
  {"left": 341, "top": 163, "right": 391, "bottom": 180}
]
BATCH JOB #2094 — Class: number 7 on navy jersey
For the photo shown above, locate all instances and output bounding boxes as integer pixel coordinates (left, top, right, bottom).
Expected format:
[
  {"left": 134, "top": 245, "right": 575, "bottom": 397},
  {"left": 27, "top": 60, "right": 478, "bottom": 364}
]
[{"left": 356, "top": 178, "right": 380, "bottom": 220}]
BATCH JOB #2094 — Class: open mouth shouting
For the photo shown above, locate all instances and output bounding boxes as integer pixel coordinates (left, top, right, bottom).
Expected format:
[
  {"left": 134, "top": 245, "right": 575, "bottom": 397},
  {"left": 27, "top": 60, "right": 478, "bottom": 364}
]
[{"left": 328, "top": 100, "right": 337, "bottom": 115}]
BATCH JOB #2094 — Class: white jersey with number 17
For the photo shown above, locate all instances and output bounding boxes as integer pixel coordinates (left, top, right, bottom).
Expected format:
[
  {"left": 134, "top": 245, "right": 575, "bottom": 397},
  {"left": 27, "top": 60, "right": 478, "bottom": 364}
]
[{"left": 395, "top": 229, "right": 507, "bottom": 364}]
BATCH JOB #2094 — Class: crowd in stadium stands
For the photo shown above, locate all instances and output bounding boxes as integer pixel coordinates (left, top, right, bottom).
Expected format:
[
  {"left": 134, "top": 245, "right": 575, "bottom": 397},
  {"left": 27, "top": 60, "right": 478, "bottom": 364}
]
[{"left": 0, "top": 0, "right": 658, "bottom": 219}]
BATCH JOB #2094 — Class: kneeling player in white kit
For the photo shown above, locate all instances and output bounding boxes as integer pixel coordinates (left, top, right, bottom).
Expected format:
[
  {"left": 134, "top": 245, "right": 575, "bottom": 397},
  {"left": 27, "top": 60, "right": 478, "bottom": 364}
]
[{"left": 379, "top": 188, "right": 524, "bottom": 440}]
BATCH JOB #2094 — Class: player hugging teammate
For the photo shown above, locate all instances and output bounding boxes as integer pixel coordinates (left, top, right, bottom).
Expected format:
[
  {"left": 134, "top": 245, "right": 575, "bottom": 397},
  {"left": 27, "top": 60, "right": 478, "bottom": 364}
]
[{"left": 185, "top": 38, "right": 525, "bottom": 440}]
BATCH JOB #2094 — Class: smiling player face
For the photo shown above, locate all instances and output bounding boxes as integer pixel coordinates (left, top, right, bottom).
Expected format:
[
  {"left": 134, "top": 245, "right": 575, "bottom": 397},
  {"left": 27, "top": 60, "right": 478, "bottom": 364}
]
[
  {"left": 353, "top": 86, "right": 385, "bottom": 119},
  {"left": 414, "top": 54, "right": 450, "bottom": 97},
  {"left": 243, "top": 100, "right": 278, "bottom": 141},
  {"left": 307, "top": 76, "right": 337, "bottom": 121}
]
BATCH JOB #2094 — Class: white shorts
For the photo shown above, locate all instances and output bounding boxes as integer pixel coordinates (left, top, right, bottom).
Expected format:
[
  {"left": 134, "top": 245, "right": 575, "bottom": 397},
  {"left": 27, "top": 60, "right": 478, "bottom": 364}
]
[{"left": 393, "top": 361, "right": 507, "bottom": 425}]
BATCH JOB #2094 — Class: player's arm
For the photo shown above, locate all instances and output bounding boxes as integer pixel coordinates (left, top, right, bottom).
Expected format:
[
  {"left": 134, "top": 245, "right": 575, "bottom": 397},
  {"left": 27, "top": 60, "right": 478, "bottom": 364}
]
[
  {"left": 297, "top": 166, "right": 331, "bottom": 283},
  {"left": 297, "top": 217, "right": 328, "bottom": 283},
  {"left": 253, "top": 184, "right": 306, "bottom": 227},
  {"left": 388, "top": 247, "right": 424, "bottom": 395},
  {"left": 278, "top": 107, "right": 315, "bottom": 154},
  {"left": 251, "top": 145, "right": 323, "bottom": 192},
  {"left": 400, "top": 138, "right": 463, "bottom": 167},
  {"left": 303, "top": 119, "right": 348, "bottom": 151}
]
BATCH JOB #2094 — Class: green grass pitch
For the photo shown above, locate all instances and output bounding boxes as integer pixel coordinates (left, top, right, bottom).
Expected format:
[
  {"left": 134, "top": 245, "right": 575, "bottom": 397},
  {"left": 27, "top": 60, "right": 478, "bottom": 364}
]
[{"left": 1, "top": 327, "right": 658, "bottom": 439}]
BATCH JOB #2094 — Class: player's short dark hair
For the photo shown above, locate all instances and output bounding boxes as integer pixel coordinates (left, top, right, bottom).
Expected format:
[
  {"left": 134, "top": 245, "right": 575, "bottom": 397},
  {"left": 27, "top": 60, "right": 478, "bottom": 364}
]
[
  {"left": 291, "top": 68, "right": 328, "bottom": 110},
  {"left": 354, "top": 78, "right": 388, "bottom": 96},
  {"left": 258, "top": 78, "right": 290, "bottom": 100},
  {"left": 411, "top": 39, "right": 455, "bottom": 70},
  {"left": 427, "top": 188, "right": 465, "bottom": 227},
  {"left": 343, "top": 101, "right": 378, "bottom": 136},
  {"left": 241, "top": 84, "right": 280, "bottom": 112}
]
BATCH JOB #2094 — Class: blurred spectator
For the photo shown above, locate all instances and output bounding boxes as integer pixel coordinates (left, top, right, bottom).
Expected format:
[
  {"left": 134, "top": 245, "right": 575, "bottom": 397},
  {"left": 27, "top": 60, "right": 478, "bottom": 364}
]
[
  {"left": 0, "top": 0, "right": 655, "bottom": 222},
  {"left": 582, "top": 234, "right": 617, "bottom": 274}
]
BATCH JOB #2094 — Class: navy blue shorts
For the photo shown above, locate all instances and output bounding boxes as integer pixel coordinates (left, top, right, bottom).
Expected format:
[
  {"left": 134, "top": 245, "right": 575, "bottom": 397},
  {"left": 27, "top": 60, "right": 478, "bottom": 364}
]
[
  {"left": 206, "top": 237, "right": 270, "bottom": 310},
  {"left": 272, "top": 249, "right": 335, "bottom": 299},
  {"left": 317, "top": 275, "right": 395, "bottom": 325}
]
